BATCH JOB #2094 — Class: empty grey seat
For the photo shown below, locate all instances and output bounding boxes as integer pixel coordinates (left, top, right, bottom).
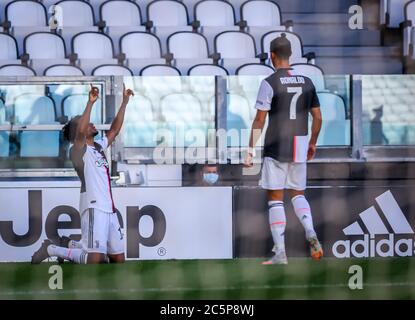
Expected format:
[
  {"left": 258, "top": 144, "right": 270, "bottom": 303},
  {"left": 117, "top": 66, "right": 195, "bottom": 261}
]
[
  {"left": 147, "top": 0, "right": 192, "bottom": 53},
  {"left": 43, "top": 64, "right": 85, "bottom": 75},
  {"left": 140, "top": 64, "right": 181, "bottom": 76},
  {"left": 0, "top": 33, "right": 20, "bottom": 65},
  {"left": 0, "top": 64, "right": 36, "bottom": 76},
  {"left": 381, "top": 0, "right": 412, "bottom": 27},
  {"left": 215, "top": 31, "right": 261, "bottom": 74},
  {"left": 99, "top": 0, "right": 145, "bottom": 55},
  {"left": 121, "top": 32, "right": 166, "bottom": 74},
  {"left": 24, "top": 32, "right": 69, "bottom": 74},
  {"left": 195, "top": 0, "right": 241, "bottom": 51},
  {"left": 92, "top": 64, "right": 133, "bottom": 75},
  {"left": 5, "top": 0, "right": 50, "bottom": 53},
  {"left": 168, "top": 31, "right": 213, "bottom": 74},
  {"left": 241, "top": 0, "right": 289, "bottom": 52},
  {"left": 72, "top": 31, "right": 118, "bottom": 74},
  {"left": 86, "top": 0, "right": 107, "bottom": 21},
  {"left": 14, "top": 93, "right": 60, "bottom": 157},
  {"left": 403, "top": 0, "right": 415, "bottom": 58},
  {"left": 290, "top": 63, "right": 326, "bottom": 91},
  {"left": 54, "top": 0, "right": 99, "bottom": 49},
  {"left": 262, "top": 31, "right": 309, "bottom": 65},
  {"left": 236, "top": 63, "right": 274, "bottom": 76},
  {"left": 188, "top": 63, "right": 228, "bottom": 76}
]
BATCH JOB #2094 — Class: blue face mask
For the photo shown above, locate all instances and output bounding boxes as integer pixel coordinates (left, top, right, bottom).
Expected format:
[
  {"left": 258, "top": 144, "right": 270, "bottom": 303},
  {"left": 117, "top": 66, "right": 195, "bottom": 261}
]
[{"left": 203, "top": 173, "right": 219, "bottom": 185}]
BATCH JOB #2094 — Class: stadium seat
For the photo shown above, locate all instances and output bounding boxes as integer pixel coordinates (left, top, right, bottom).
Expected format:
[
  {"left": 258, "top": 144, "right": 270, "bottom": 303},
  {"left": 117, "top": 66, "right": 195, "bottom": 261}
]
[
  {"left": 0, "top": 64, "right": 36, "bottom": 76},
  {"left": 380, "top": 0, "right": 412, "bottom": 28},
  {"left": 0, "top": 33, "right": 20, "bottom": 65},
  {"left": 24, "top": 32, "right": 69, "bottom": 74},
  {"left": 241, "top": 0, "right": 290, "bottom": 52},
  {"left": 43, "top": 64, "right": 85, "bottom": 75},
  {"left": 4, "top": 0, "right": 50, "bottom": 53},
  {"left": 72, "top": 31, "right": 118, "bottom": 75},
  {"left": 0, "top": 98, "right": 10, "bottom": 157},
  {"left": 140, "top": 64, "right": 181, "bottom": 76},
  {"left": 194, "top": 0, "right": 242, "bottom": 51},
  {"left": 13, "top": 93, "right": 59, "bottom": 157},
  {"left": 92, "top": 64, "right": 133, "bottom": 75},
  {"left": 99, "top": 0, "right": 145, "bottom": 55},
  {"left": 123, "top": 93, "right": 158, "bottom": 147},
  {"left": 290, "top": 63, "right": 326, "bottom": 91},
  {"left": 236, "top": 63, "right": 274, "bottom": 76},
  {"left": 120, "top": 32, "right": 166, "bottom": 74},
  {"left": 54, "top": 0, "right": 99, "bottom": 49},
  {"left": 160, "top": 92, "right": 208, "bottom": 146},
  {"left": 316, "top": 92, "right": 350, "bottom": 145},
  {"left": 167, "top": 31, "right": 213, "bottom": 74},
  {"left": 262, "top": 31, "right": 310, "bottom": 65},
  {"left": 147, "top": 0, "right": 192, "bottom": 53},
  {"left": 214, "top": 31, "right": 262, "bottom": 74},
  {"left": 86, "top": 0, "right": 108, "bottom": 21},
  {"left": 187, "top": 64, "right": 228, "bottom": 76},
  {"left": 62, "top": 93, "right": 102, "bottom": 123},
  {"left": 402, "top": 0, "right": 415, "bottom": 59}
]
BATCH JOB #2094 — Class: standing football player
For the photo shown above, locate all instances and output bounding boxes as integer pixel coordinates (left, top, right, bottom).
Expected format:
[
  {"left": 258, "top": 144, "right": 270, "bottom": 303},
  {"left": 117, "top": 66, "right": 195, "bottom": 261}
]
[
  {"left": 32, "top": 83, "right": 134, "bottom": 264},
  {"left": 244, "top": 34, "right": 323, "bottom": 265}
]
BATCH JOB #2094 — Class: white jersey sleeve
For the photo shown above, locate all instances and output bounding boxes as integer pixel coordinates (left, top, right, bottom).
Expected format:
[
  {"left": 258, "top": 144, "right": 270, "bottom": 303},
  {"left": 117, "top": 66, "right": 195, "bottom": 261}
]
[
  {"left": 255, "top": 80, "right": 274, "bottom": 111},
  {"left": 95, "top": 136, "right": 109, "bottom": 150}
]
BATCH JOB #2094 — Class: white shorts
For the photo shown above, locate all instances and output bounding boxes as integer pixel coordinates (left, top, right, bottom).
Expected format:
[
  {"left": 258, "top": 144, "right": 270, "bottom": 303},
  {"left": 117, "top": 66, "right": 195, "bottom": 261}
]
[
  {"left": 260, "top": 157, "right": 307, "bottom": 191},
  {"left": 81, "top": 208, "right": 125, "bottom": 255}
]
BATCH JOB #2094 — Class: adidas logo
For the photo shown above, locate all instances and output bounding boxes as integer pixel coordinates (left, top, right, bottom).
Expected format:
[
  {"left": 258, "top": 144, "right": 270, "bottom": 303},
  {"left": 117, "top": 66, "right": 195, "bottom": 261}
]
[{"left": 332, "top": 190, "right": 414, "bottom": 258}]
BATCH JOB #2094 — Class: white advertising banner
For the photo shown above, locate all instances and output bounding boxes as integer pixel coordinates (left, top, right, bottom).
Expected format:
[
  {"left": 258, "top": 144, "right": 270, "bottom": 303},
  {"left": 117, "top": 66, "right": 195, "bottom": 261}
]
[{"left": 0, "top": 187, "right": 233, "bottom": 262}]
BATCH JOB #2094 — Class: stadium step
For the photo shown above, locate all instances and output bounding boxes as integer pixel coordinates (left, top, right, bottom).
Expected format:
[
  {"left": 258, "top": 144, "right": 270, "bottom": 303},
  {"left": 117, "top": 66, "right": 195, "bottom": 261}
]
[
  {"left": 304, "top": 46, "right": 401, "bottom": 58},
  {"left": 286, "top": 13, "right": 378, "bottom": 25},
  {"left": 294, "top": 25, "right": 382, "bottom": 46},
  {"left": 276, "top": 0, "right": 359, "bottom": 13},
  {"left": 315, "top": 56, "right": 403, "bottom": 74}
]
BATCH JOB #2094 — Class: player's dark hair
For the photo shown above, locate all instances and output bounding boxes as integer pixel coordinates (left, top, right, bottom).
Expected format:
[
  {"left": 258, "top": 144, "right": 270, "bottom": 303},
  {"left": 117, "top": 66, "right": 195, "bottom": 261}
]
[
  {"left": 62, "top": 115, "right": 81, "bottom": 143},
  {"left": 270, "top": 33, "right": 292, "bottom": 60}
]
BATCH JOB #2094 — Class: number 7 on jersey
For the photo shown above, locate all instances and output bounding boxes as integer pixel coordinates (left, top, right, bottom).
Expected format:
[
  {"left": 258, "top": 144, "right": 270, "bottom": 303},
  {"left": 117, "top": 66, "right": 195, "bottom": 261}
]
[{"left": 287, "top": 87, "right": 303, "bottom": 120}]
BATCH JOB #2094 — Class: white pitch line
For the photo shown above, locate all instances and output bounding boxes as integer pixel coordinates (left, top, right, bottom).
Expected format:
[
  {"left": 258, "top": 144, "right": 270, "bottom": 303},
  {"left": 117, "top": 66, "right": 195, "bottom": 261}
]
[{"left": 0, "top": 282, "right": 414, "bottom": 297}]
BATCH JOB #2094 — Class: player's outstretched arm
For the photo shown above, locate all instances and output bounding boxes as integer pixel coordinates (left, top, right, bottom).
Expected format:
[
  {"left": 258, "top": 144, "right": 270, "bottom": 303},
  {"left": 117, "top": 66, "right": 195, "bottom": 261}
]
[
  {"left": 308, "top": 107, "right": 322, "bottom": 160},
  {"left": 106, "top": 83, "right": 134, "bottom": 146},
  {"left": 74, "top": 84, "right": 99, "bottom": 148},
  {"left": 244, "top": 110, "right": 268, "bottom": 167}
]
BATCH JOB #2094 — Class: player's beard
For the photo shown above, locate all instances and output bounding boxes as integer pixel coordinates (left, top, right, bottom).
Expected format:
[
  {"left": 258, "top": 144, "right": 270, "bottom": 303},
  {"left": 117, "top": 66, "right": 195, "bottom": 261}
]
[{"left": 93, "top": 131, "right": 99, "bottom": 137}]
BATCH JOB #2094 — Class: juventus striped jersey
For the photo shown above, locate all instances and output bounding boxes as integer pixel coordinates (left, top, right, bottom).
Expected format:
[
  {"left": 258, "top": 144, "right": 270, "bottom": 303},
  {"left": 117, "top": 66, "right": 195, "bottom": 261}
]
[
  {"left": 70, "top": 137, "right": 116, "bottom": 214},
  {"left": 255, "top": 68, "right": 320, "bottom": 163}
]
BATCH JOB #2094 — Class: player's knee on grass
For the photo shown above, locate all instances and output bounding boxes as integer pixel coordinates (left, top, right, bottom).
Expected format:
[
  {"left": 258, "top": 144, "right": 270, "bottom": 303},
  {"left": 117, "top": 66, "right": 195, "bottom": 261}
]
[
  {"left": 108, "top": 253, "right": 125, "bottom": 263},
  {"left": 87, "top": 252, "right": 107, "bottom": 264}
]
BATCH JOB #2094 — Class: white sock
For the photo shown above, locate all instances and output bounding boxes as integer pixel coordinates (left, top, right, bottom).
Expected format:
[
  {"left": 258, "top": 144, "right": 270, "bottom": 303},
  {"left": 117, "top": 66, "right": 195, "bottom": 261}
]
[
  {"left": 68, "top": 240, "right": 82, "bottom": 249},
  {"left": 268, "top": 201, "right": 286, "bottom": 252},
  {"left": 47, "top": 245, "right": 88, "bottom": 264},
  {"left": 291, "top": 195, "right": 317, "bottom": 240}
]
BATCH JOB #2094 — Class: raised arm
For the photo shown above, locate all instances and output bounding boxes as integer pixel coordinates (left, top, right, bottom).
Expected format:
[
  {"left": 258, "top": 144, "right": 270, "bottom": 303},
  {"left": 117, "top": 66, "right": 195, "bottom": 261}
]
[
  {"left": 307, "top": 107, "right": 322, "bottom": 160},
  {"left": 73, "top": 84, "right": 99, "bottom": 148},
  {"left": 106, "top": 84, "right": 134, "bottom": 146}
]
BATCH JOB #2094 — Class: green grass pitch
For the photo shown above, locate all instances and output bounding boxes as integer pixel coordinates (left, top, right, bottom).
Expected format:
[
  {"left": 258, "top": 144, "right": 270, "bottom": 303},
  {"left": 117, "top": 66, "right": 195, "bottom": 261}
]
[{"left": 0, "top": 258, "right": 414, "bottom": 299}]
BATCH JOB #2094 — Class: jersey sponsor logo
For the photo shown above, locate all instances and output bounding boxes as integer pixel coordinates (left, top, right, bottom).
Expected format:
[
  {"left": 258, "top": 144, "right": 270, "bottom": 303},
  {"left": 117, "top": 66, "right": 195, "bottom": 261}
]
[
  {"left": 95, "top": 158, "right": 109, "bottom": 168},
  {"left": 280, "top": 76, "right": 305, "bottom": 85},
  {"left": 332, "top": 190, "right": 415, "bottom": 258}
]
